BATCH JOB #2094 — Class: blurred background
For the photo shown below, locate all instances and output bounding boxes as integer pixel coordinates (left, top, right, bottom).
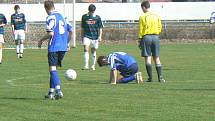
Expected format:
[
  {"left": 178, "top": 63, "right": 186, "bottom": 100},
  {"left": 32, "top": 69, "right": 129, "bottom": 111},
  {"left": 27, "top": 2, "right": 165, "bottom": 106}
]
[{"left": 0, "top": 0, "right": 214, "bottom": 4}]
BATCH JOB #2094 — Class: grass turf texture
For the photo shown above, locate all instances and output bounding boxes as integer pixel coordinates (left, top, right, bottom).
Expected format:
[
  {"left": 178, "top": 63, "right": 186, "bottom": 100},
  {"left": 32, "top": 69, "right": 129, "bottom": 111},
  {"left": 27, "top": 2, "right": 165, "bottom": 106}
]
[{"left": 0, "top": 43, "right": 215, "bottom": 121}]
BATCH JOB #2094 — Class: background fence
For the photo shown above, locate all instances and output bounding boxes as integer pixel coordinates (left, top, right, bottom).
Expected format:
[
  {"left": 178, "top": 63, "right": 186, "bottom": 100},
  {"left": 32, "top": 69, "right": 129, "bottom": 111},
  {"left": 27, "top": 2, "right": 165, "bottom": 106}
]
[{"left": 3, "top": 21, "right": 215, "bottom": 48}]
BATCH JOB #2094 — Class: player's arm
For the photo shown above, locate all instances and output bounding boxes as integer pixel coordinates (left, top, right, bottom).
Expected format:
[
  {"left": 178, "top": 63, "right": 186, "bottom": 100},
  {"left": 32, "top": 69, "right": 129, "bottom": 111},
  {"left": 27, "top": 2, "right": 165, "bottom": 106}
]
[
  {"left": 23, "top": 14, "right": 27, "bottom": 32},
  {"left": 138, "top": 16, "right": 144, "bottom": 40},
  {"left": 109, "top": 69, "right": 117, "bottom": 85},
  {"left": 38, "top": 16, "right": 55, "bottom": 48},
  {"left": 98, "top": 28, "right": 102, "bottom": 42},
  {"left": 0, "top": 15, "right": 7, "bottom": 27},
  {"left": 158, "top": 16, "right": 162, "bottom": 34},
  {"left": 98, "top": 16, "right": 103, "bottom": 41},
  {"left": 81, "top": 16, "right": 84, "bottom": 41},
  {"left": 11, "top": 15, "right": 15, "bottom": 34},
  {"left": 38, "top": 32, "right": 53, "bottom": 48},
  {"left": 138, "top": 16, "right": 144, "bottom": 49},
  {"left": 67, "top": 31, "right": 72, "bottom": 50},
  {"left": 24, "top": 23, "right": 27, "bottom": 33},
  {"left": 66, "top": 19, "right": 73, "bottom": 50}
]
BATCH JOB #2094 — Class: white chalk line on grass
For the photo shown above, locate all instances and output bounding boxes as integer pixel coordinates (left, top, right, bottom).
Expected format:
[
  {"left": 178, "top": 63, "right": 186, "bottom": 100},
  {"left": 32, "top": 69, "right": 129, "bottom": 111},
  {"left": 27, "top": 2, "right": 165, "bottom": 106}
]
[
  {"left": 5, "top": 75, "right": 46, "bottom": 87},
  {"left": 5, "top": 75, "right": 78, "bottom": 87}
]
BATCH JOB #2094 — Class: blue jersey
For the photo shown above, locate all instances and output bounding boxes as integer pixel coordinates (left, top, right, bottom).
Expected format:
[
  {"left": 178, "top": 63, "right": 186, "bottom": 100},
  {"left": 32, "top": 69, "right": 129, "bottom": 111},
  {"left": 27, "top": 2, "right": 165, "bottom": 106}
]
[
  {"left": 211, "top": 12, "right": 215, "bottom": 20},
  {"left": 107, "top": 52, "right": 137, "bottom": 72},
  {"left": 46, "top": 11, "right": 72, "bottom": 52},
  {"left": 0, "top": 13, "right": 7, "bottom": 35},
  {"left": 11, "top": 13, "right": 26, "bottom": 30}
]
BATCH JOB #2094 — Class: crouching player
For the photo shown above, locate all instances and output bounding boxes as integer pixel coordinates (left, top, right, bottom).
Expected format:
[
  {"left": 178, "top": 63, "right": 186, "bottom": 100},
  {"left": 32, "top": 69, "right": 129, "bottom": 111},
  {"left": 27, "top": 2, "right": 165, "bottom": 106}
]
[
  {"left": 38, "top": 1, "right": 72, "bottom": 100},
  {"left": 97, "top": 52, "right": 143, "bottom": 84}
]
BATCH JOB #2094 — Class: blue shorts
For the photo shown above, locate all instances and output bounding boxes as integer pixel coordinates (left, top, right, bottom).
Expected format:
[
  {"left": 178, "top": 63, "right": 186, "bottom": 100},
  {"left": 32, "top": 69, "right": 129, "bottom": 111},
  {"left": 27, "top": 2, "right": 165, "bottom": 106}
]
[
  {"left": 48, "top": 51, "right": 66, "bottom": 67},
  {"left": 119, "top": 63, "right": 138, "bottom": 77}
]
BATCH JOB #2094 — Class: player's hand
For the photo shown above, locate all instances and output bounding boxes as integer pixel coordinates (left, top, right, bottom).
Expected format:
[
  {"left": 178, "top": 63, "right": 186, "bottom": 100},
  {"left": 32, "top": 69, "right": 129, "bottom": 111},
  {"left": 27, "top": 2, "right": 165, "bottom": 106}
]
[
  {"left": 67, "top": 45, "right": 71, "bottom": 51},
  {"left": 38, "top": 40, "right": 43, "bottom": 48},
  {"left": 138, "top": 40, "right": 142, "bottom": 50},
  {"left": 98, "top": 36, "right": 102, "bottom": 42}
]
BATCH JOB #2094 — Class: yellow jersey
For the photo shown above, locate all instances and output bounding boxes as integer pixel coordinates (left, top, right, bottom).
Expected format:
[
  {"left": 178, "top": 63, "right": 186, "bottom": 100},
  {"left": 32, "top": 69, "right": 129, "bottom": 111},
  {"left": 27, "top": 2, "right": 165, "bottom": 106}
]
[{"left": 138, "top": 11, "right": 162, "bottom": 39}]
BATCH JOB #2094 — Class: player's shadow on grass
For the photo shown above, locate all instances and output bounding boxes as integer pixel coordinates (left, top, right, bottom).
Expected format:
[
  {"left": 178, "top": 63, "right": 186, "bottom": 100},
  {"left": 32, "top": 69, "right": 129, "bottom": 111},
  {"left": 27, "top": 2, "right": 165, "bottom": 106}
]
[
  {"left": 168, "top": 89, "right": 215, "bottom": 91},
  {"left": 1, "top": 97, "right": 39, "bottom": 100}
]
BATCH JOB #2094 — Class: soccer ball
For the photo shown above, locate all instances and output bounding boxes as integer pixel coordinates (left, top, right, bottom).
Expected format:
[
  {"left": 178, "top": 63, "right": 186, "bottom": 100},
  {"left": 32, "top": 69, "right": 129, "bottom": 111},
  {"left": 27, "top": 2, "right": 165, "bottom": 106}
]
[{"left": 64, "top": 69, "right": 77, "bottom": 81}]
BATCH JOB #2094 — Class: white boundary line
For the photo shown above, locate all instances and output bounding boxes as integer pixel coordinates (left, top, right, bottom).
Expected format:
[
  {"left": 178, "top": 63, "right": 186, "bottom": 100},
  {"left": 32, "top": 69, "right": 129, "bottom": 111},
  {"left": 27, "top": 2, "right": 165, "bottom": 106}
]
[
  {"left": 5, "top": 75, "right": 45, "bottom": 87},
  {"left": 5, "top": 75, "right": 78, "bottom": 87}
]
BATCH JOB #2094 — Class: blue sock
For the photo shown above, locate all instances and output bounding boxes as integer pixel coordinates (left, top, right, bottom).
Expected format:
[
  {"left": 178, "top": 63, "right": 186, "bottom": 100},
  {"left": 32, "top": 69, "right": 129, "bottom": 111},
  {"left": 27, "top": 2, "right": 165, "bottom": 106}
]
[
  {"left": 119, "top": 75, "right": 135, "bottom": 83},
  {"left": 50, "top": 71, "right": 61, "bottom": 93}
]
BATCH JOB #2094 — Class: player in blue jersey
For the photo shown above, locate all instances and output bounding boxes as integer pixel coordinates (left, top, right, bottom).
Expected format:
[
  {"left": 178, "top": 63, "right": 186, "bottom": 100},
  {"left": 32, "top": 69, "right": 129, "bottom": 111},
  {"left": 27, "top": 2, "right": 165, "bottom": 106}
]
[
  {"left": 0, "top": 13, "right": 7, "bottom": 64},
  {"left": 38, "top": 1, "right": 72, "bottom": 100},
  {"left": 11, "top": 5, "right": 27, "bottom": 58},
  {"left": 97, "top": 52, "right": 143, "bottom": 84},
  {"left": 210, "top": 12, "right": 215, "bottom": 24},
  {"left": 81, "top": 4, "right": 103, "bottom": 70}
]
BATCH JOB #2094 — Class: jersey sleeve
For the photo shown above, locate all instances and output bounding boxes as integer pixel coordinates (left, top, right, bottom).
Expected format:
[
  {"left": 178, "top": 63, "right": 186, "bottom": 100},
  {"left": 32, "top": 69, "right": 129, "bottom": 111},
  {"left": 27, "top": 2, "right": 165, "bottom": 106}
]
[
  {"left": 65, "top": 17, "right": 72, "bottom": 32},
  {"left": 81, "top": 15, "right": 85, "bottom": 28},
  {"left": 108, "top": 54, "right": 117, "bottom": 70},
  {"left": 3, "top": 15, "right": 7, "bottom": 24},
  {"left": 138, "top": 16, "right": 144, "bottom": 39},
  {"left": 46, "top": 15, "right": 56, "bottom": 32},
  {"left": 11, "top": 15, "right": 14, "bottom": 25},
  {"left": 97, "top": 16, "right": 103, "bottom": 29},
  {"left": 157, "top": 16, "right": 162, "bottom": 33},
  {"left": 22, "top": 14, "right": 26, "bottom": 23}
]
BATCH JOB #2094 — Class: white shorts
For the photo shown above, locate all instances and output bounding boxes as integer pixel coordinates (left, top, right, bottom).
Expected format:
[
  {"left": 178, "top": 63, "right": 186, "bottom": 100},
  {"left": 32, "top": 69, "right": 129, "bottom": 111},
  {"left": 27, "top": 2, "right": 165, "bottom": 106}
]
[
  {"left": 83, "top": 37, "right": 99, "bottom": 49},
  {"left": 14, "top": 30, "right": 25, "bottom": 41},
  {"left": 0, "top": 34, "right": 4, "bottom": 43}
]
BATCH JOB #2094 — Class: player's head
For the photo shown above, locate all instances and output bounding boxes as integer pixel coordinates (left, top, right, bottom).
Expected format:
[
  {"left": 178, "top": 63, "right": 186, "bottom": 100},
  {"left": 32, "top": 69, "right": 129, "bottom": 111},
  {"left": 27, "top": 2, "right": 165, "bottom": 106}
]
[
  {"left": 44, "top": 0, "right": 55, "bottom": 14},
  {"left": 88, "top": 4, "right": 96, "bottom": 14},
  {"left": 97, "top": 56, "right": 108, "bottom": 67},
  {"left": 14, "top": 5, "right": 20, "bottom": 13},
  {"left": 141, "top": 1, "right": 150, "bottom": 13}
]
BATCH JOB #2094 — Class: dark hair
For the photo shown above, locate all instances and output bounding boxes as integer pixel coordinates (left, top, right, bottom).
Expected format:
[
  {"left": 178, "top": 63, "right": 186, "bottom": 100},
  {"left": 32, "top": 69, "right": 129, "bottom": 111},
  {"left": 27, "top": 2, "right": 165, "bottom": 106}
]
[
  {"left": 88, "top": 4, "right": 96, "bottom": 12},
  {"left": 44, "top": 0, "right": 55, "bottom": 11},
  {"left": 141, "top": 1, "right": 150, "bottom": 9},
  {"left": 14, "top": 5, "right": 20, "bottom": 10},
  {"left": 97, "top": 56, "right": 108, "bottom": 67}
]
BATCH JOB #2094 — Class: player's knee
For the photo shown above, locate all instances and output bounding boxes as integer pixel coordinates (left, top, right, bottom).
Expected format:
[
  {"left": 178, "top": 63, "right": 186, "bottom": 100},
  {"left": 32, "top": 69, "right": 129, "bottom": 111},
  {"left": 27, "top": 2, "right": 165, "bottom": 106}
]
[{"left": 49, "top": 66, "right": 57, "bottom": 71}]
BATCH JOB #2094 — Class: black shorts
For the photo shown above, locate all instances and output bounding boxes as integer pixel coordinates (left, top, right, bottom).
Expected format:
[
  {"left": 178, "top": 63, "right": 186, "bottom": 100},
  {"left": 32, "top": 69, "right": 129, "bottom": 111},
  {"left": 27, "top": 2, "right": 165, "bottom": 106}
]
[{"left": 48, "top": 51, "right": 66, "bottom": 67}]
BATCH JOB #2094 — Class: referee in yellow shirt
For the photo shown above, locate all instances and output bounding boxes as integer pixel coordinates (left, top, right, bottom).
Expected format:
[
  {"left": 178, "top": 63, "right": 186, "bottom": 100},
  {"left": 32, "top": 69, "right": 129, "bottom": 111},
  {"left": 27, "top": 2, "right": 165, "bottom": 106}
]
[{"left": 138, "top": 1, "right": 165, "bottom": 82}]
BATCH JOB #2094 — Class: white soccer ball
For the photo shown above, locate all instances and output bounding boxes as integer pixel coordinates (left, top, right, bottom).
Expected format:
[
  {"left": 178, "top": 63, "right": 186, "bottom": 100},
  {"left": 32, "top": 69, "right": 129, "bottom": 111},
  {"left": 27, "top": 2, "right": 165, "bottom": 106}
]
[{"left": 64, "top": 69, "right": 77, "bottom": 81}]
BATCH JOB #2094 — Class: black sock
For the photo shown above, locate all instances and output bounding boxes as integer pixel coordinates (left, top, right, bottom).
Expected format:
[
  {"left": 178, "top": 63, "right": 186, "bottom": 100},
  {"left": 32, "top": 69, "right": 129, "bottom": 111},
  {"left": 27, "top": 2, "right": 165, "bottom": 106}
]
[
  {"left": 146, "top": 63, "right": 152, "bottom": 80},
  {"left": 156, "top": 64, "right": 162, "bottom": 80}
]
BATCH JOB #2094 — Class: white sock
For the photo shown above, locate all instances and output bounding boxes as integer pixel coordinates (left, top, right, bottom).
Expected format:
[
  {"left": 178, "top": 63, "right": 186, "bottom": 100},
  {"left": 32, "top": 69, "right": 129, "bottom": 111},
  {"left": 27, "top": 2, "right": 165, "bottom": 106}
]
[
  {"left": 91, "top": 51, "right": 96, "bottom": 67},
  {"left": 16, "top": 45, "right": 20, "bottom": 57},
  {"left": 0, "top": 48, "right": 2, "bottom": 63},
  {"left": 49, "top": 88, "right": 54, "bottom": 93},
  {"left": 84, "top": 52, "right": 89, "bottom": 68},
  {"left": 20, "top": 43, "right": 24, "bottom": 55}
]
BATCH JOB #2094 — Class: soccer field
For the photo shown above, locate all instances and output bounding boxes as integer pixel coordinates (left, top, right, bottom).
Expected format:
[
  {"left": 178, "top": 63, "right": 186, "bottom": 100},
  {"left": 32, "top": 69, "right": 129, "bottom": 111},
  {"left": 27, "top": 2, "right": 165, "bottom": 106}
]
[{"left": 0, "top": 43, "right": 215, "bottom": 121}]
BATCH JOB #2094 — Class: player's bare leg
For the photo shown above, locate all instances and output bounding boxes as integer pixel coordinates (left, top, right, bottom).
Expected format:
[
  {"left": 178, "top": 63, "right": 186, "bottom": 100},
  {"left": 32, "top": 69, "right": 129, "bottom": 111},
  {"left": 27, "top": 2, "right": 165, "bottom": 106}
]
[
  {"left": 145, "top": 56, "right": 152, "bottom": 82},
  {"left": 153, "top": 56, "right": 165, "bottom": 82},
  {"left": 91, "top": 47, "right": 96, "bottom": 70},
  {"left": 19, "top": 39, "right": 24, "bottom": 58},
  {"left": 83, "top": 45, "right": 89, "bottom": 70},
  {"left": 15, "top": 40, "right": 20, "bottom": 58}
]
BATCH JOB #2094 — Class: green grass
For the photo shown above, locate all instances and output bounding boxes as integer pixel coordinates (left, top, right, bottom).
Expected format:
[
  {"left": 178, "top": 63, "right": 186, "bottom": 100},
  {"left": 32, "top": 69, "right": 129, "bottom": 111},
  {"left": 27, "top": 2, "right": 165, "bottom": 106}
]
[{"left": 0, "top": 43, "right": 215, "bottom": 121}]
